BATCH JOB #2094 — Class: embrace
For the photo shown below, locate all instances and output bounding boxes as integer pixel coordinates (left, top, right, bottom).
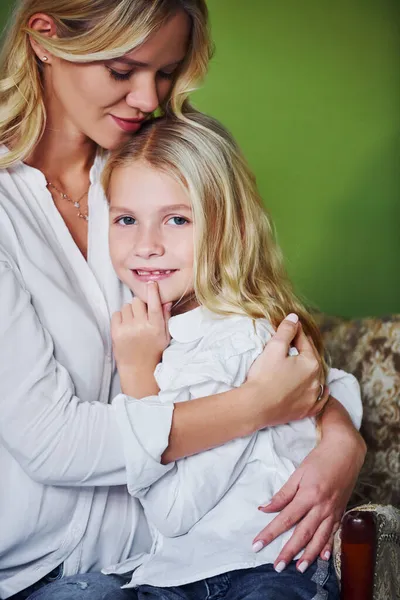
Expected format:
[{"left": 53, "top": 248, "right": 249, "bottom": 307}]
[{"left": 0, "top": 1, "right": 366, "bottom": 599}]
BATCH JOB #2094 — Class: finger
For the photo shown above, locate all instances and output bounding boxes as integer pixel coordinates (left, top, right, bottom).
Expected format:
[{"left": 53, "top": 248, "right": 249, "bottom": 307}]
[
  {"left": 293, "top": 324, "right": 319, "bottom": 360},
  {"left": 146, "top": 282, "right": 164, "bottom": 327},
  {"left": 319, "top": 520, "right": 341, "bottom": 561},
  {"left": 308, "top": 386, "right": 330, "bottom": 417},
  {"left": 306, "top": 333, "right": 325, "bottom": 382},
  {"left": 121, "top": 303, "right": 134, "bottom": 322},
  {"left": 258, "top": 471, "right": 300, "bottom": 513},
  {"left": 131, "top": 296, "right": 147, "bottom": 321},
  {"left": 163, "top": 302, "right": 172, "bottom": 323},
  {"left": 111, "top": 311, "right": 122, "bottom": 339},
  {"left": 111, "top": 311, "right": 122, "bottom": 328},
  {"left": 294, "top": 516, "right": 335, "bottom": 573},
  {"left": 163, "top": 302, "right": 172, "bottom": 337},
  {"left": 271, "top": 314, "right": 300, "bottom": 357},
  {"left": 253, "top": 493, "right": 312, "bottom": 550}
]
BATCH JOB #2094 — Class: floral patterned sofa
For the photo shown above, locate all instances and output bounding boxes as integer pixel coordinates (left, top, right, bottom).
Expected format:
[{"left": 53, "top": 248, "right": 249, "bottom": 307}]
[{"left": 317, "top": 314, "right": 400, "bottom": 600}]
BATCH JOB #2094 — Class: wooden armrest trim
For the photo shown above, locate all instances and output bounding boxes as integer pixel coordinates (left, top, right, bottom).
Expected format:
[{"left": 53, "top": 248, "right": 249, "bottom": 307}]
[{"left": 340, "top": 510, "right": 377, "bottom": 600}]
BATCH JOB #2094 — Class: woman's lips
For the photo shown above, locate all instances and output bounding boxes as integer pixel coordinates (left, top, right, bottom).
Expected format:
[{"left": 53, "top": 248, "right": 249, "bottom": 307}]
[
  {"left": 111, "top": 115, "right": 144, "bottom": 133},
  {"left": 132, "top": 269, "right": 177, "bottom": 282}
]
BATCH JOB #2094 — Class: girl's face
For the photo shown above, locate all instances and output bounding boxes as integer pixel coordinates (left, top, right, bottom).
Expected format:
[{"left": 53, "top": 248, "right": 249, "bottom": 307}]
[
  {"left": 40, "top": 11, "right": 190, "bottom": 150},
  {"left": 109, "top": 161, "right": 197, "bottom": 312}
]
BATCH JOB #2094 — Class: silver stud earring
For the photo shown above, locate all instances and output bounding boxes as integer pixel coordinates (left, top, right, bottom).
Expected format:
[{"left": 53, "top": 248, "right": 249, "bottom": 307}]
[{"left": 42, "top": 56, "right": 48, "bottom": 62}]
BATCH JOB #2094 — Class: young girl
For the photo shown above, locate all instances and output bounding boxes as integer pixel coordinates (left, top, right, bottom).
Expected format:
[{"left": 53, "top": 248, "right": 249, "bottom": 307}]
[{"left": 102, "top": 112, "right": 362, "bottom": 600}]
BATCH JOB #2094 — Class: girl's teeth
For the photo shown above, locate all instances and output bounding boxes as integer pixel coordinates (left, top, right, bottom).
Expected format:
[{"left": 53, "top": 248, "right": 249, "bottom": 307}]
[{"left": 136, "top": 270, "right": 172, "bottom": 275}]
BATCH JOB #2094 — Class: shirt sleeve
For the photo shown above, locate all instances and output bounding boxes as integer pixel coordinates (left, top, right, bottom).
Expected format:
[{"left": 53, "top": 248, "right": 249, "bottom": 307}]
[
  {"left": 326, "top": 368, "right": 363, "bottom": 429},
  {"left": 0, "top": 257, "right": 174, "bottom": 487},
  {"left": 131, "top": 343, "right": 261, "bottom": 538}
]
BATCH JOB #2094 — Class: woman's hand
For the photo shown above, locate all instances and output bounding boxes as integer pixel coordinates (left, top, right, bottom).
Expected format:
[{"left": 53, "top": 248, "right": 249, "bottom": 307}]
[
  {"left": 253, "top": 413, "right": 366, "bottom": 573},
  {"left": 246, "top": 314, "right": 329, "bottom": 427},
  {"left": 111, "top": 282, "right": 172, "bottom": 397}
]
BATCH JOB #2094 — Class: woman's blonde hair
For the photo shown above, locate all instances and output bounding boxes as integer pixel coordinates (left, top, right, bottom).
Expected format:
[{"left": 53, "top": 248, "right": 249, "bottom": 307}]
[
  {"left": 0, "top": 0, "right": 211, "bottom": 168},
  {"left": 102, "top": 112, "right": 327, "bottom": 369}
]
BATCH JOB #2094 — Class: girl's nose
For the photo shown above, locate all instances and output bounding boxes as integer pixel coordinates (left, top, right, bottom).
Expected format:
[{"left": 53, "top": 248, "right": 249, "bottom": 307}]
[{"left": 133, "top": 227, "right": 164, "bottom": 259}]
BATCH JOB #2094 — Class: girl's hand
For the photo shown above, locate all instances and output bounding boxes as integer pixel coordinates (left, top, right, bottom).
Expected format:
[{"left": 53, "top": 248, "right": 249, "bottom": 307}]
[
  {"left": 246, "top": 314, "right": 329, "bottom": 426},
  {"left": 111, "top": 281, "right": 172, "bottom": 372},
  {"left": 253, "top": 424, "right": 366, "bottom": 572}
]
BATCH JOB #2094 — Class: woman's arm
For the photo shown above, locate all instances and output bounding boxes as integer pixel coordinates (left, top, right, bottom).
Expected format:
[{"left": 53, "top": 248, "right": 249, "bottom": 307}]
[
  {"left": 163, "top": 316, "right": 326, "bottom": 463},
  {"left": 254, "top": 397, "right": 366, "bottom": 572},
  {"left": 1, "top": 254, "right": 325, "bottom": 487}
]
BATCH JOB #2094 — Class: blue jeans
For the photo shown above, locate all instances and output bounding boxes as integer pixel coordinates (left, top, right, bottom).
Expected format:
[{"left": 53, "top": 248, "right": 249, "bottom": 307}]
[
  {"left": 8, "top": 571, "right": 135, "bottom": 600},
  {"left": 136, "top": 560, "right": 339, "bottom": 600}
]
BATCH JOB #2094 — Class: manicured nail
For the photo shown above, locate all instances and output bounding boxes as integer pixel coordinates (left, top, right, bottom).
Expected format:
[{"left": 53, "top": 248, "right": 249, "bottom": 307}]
[
  {"left": 258, "top": 502, "right": 271, "bottom": 510},
  {"left": 324, "top": 551, "right": 331, "bottom": 560},
  {"left": 252, "top": 541, "right": 264, "bottom": 553},
  {"left": 274, "top": 561, "right": 286, "bottom": 573},
  {"left": 298, "top": 561, "right": 309, "bottom": 573},
  {"left": 285, "top": 313, "right": 299, "bottom": 323}
]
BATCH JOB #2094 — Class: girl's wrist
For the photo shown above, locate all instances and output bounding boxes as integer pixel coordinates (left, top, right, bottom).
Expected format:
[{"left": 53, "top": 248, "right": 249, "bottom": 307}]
[{"left": 119, "top": 363, "right": 159, "bottom": 398}]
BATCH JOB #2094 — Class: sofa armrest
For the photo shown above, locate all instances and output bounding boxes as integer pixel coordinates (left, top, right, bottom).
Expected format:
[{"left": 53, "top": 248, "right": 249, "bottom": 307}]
[
  {"left": 340, "top": 510, "right": 376, "bottom": 600},
  {"left": 334, "top": 504, "right": 400, "bottom": 600}
]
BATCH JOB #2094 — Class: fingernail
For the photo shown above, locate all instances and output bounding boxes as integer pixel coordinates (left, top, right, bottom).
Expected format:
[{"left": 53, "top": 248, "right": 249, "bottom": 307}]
[
  {"left": 298, "top": 561, "right": 309, "bottom": 573},
  {"left": 252, "top": 541, "right": 264, "bottom": 553},
  {"left": 258, "top": 502, "right": 271, "bottom": 510},
  {"left": 147, "top": 281, "right": 156, "bottom": 285},
  {"left": 285, "top": 313, "right": 299, "bottom": 323},
  {"left": 324, "top": 551, "right": 331, "bottom": 560},
  {"left": 274, "top": 561, "right": 286, "bottom": 573}
]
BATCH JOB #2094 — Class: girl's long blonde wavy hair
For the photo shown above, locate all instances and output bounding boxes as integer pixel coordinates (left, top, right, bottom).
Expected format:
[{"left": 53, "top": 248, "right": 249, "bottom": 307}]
[
  {"left": 0, "top": 0, "right": 211, "bottom": 169},
  {"left": 102, "top": 112, "right": 328, "bottom": 372}
]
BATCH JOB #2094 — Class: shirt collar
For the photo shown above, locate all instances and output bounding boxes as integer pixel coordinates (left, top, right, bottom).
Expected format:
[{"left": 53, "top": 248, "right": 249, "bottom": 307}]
[{"left": 168, "top": 306, "right": 225, "bottom": 343}]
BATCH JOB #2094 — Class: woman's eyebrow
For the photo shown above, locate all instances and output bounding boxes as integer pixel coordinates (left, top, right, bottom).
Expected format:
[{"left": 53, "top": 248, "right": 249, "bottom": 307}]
[{"left": 110, "top": 57, "right": 184, "bottom": 69}]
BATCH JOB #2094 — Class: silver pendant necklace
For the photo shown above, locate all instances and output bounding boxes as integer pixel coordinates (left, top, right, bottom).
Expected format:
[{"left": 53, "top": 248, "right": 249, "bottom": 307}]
[{"left": 47, "top": 181, "right": 89, "bottom": 222}]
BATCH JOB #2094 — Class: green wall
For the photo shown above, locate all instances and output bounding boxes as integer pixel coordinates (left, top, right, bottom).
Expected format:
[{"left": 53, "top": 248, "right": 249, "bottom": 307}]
[
  {"left": 1, "top": 1, "right": 399, "bottom": 317},
  {"left": 194, "top": 0, "right": 400, "bottom": 318}
]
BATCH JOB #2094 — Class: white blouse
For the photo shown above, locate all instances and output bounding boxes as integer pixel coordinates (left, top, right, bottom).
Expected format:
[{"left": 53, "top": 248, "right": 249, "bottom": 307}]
[
  {"left": 104, "top": 307, "right": 362, "bottom": 588},
  {"left": 0, "top": 147, "right": 362, "bottom": 598},
  {"left": 0, "top": 149, "right": 174, "bottom": 598}
]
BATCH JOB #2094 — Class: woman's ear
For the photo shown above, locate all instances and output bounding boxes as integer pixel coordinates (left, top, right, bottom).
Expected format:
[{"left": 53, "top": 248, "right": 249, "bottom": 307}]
[{"left": 28, "top": 13, "right": 58, "bottom": 64}]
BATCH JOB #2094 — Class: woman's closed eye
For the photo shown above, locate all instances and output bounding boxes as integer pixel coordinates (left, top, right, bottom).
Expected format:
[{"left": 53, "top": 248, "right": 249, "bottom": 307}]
[
  {"left": 107, "top": 67, "right": 177, "bottom": 82},
  {"left": 157, "top": 69, "right": 177, "bottom": 80},
  {"left": 107, "top": 68, "right": 132, "bottom": 82}
]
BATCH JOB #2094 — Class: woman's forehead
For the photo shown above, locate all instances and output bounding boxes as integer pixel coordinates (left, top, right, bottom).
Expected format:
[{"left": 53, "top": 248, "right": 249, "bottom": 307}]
[{"left": 115, "top": 10, "right": 191, "bottom": 67}]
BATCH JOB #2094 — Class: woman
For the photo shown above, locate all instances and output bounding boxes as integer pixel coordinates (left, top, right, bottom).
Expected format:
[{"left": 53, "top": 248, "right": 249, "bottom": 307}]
[{"left": 0, "top": 1, "right": 365, "bottom": 599}]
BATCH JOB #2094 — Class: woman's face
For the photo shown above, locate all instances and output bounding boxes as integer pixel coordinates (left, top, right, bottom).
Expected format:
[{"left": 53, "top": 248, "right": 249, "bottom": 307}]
[{"left": 41, "top": 11, "right": 191, "bottom": 150}]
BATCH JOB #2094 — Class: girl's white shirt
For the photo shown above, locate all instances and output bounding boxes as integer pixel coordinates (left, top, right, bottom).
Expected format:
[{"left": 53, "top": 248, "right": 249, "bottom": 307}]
[
  {"left": 0, "top": 148, "right": 361, "bottom": 597},
  {"left": 0, "top": 148, "right": 175, "bottom": 598},
  {"left": 106, "top": 307, "right": 362, "bottom": 589}
]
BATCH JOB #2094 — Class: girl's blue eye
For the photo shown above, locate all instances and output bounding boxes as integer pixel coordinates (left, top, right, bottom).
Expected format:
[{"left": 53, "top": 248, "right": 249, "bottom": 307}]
[
  {"left": 117, "top": 216, "right": 136, "bottom": 226},
  {"left": 168, "top": 216, "right": 188, "bottom": 226}
]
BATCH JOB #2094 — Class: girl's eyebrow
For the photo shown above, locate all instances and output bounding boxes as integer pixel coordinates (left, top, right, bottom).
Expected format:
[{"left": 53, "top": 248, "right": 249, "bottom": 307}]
[
  {"left": 159, "top": 204, "right": 192, "bottom": 213},
  {"left": 109, "top": 206, "right": 133, "bottom": 214},
  {"left": 109, "top": 204, "right": 192, "bottom": 214}
]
